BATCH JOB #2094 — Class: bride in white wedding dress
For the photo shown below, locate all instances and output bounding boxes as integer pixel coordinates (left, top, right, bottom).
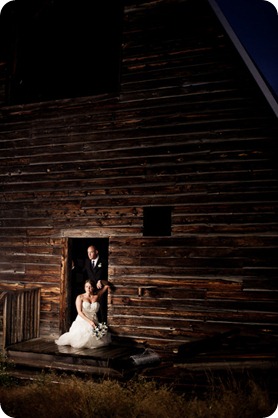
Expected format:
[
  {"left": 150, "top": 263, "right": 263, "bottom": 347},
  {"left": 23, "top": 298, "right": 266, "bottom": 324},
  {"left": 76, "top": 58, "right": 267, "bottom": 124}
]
[{"left": 55, "top": 280, "right": 111, "bottom": 349}]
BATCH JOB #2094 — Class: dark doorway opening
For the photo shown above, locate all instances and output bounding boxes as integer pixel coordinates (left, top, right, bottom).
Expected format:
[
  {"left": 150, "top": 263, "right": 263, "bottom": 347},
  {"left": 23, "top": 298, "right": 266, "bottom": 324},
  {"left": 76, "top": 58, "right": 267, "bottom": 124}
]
[{"left": 69, "top": 237, "right": 109, "bottom": 325}]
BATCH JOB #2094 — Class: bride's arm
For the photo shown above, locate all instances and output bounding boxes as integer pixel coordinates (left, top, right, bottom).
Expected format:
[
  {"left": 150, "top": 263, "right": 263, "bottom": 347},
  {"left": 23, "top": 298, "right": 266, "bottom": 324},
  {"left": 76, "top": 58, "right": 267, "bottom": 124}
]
[
  {"left": 97, "top": 284, "right": 110, "bottom": 300},
  {"left": 75, "top": 295, "right": 96, "bottom": 328}
]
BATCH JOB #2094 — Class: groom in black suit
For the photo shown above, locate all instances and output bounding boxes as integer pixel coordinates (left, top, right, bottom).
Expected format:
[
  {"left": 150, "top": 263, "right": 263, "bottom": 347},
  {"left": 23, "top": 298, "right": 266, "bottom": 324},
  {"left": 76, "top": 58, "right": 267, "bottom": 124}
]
[{"left": 83, "top": 244, "right": 109, "bottom": 322}]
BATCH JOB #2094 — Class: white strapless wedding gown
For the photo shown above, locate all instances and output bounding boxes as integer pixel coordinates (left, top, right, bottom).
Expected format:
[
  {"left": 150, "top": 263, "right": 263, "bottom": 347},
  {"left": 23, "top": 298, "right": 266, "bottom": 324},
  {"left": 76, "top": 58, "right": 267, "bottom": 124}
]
[{"left": 55, "top": 301, "right": 111, "bottom": 349}]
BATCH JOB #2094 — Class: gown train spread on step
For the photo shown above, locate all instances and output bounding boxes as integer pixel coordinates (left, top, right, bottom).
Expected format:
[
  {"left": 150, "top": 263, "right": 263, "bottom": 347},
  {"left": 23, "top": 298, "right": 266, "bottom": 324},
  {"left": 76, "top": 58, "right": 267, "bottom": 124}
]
[{"left": 55, "top": 301, "right": 111, "bottom": 349}]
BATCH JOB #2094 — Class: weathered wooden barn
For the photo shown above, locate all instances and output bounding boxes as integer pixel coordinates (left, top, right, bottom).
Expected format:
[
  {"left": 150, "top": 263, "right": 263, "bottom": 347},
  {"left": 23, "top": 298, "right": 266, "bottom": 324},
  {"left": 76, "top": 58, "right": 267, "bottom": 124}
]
[{"left": 0, "top": 0, "right": 278, "bottom": 364}]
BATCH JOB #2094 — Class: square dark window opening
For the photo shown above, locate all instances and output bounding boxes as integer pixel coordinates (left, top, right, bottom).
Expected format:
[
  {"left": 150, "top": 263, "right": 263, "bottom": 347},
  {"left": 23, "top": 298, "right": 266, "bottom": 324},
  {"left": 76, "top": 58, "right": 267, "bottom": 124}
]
[{"left": 143, "top": 206, "right": 172, "bottom": 236}]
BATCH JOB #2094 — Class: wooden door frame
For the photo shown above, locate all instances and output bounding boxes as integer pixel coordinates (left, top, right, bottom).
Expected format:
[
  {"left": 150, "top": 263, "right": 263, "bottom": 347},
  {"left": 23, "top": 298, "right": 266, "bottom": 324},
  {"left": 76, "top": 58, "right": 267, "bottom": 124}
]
[
  {"left": 60, "top": 235, "right": 109, "bottom": 334},
  {"left": 60, "top": 237, "right": 72, "bottom": 333}
]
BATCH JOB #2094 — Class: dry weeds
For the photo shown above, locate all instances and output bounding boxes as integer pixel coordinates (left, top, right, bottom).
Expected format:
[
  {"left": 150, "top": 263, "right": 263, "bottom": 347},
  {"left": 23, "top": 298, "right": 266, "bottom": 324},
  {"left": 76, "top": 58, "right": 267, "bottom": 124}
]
[{"left": 0, "top": 371, "right": 276, "bottom": 418}]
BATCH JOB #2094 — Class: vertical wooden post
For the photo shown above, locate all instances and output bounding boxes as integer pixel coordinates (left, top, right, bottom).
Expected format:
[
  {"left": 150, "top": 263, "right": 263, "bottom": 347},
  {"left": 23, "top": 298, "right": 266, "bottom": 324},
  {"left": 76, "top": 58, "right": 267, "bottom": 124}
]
[
  {"left": 1, "top": 288, "right": 41, "bottom": 348},
  {"left": 60, "top": 237, "right": 71, "bottom": 333}
]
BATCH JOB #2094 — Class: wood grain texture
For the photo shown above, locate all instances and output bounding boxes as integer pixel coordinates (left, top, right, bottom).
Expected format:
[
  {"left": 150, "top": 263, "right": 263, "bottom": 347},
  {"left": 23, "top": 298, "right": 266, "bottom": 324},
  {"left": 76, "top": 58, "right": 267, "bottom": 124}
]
[{"left": 0, "top": 0, "right": 277, "bottom": 346}]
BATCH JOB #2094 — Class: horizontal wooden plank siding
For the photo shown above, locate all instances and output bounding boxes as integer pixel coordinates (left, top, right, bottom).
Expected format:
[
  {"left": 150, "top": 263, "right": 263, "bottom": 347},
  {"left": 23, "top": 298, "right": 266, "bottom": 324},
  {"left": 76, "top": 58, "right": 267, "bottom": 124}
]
[{"left": 0, "top": 0, "right": 277, "bottom": 347}]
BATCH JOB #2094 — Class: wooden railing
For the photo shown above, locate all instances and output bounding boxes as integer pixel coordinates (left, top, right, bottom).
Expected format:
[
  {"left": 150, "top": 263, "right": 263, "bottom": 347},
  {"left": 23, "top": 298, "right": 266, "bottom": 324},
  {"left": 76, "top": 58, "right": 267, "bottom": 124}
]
[{"left": 0, "top": 287, "right": 41, "bottom": 350}]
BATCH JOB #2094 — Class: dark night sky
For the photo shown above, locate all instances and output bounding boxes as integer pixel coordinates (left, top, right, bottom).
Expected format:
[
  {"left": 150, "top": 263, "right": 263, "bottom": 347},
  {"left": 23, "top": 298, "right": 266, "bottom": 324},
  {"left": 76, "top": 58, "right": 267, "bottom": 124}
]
[{"left": 211, "top": 0, "right": 278, "bottom": 108}]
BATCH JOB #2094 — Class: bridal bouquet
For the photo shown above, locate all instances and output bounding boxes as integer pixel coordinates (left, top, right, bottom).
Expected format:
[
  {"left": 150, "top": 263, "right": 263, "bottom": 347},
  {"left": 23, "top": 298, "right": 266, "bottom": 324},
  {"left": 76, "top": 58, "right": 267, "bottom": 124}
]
[{"left": 92, "top": 322, "right": 108, "bottom": 340}]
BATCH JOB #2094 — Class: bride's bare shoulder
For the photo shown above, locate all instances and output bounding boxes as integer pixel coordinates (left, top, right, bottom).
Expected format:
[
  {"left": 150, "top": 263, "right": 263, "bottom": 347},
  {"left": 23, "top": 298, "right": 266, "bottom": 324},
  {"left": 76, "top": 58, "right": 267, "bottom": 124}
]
[{"left": 77, "top": 293, "right": 86, "bottom": 301}]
